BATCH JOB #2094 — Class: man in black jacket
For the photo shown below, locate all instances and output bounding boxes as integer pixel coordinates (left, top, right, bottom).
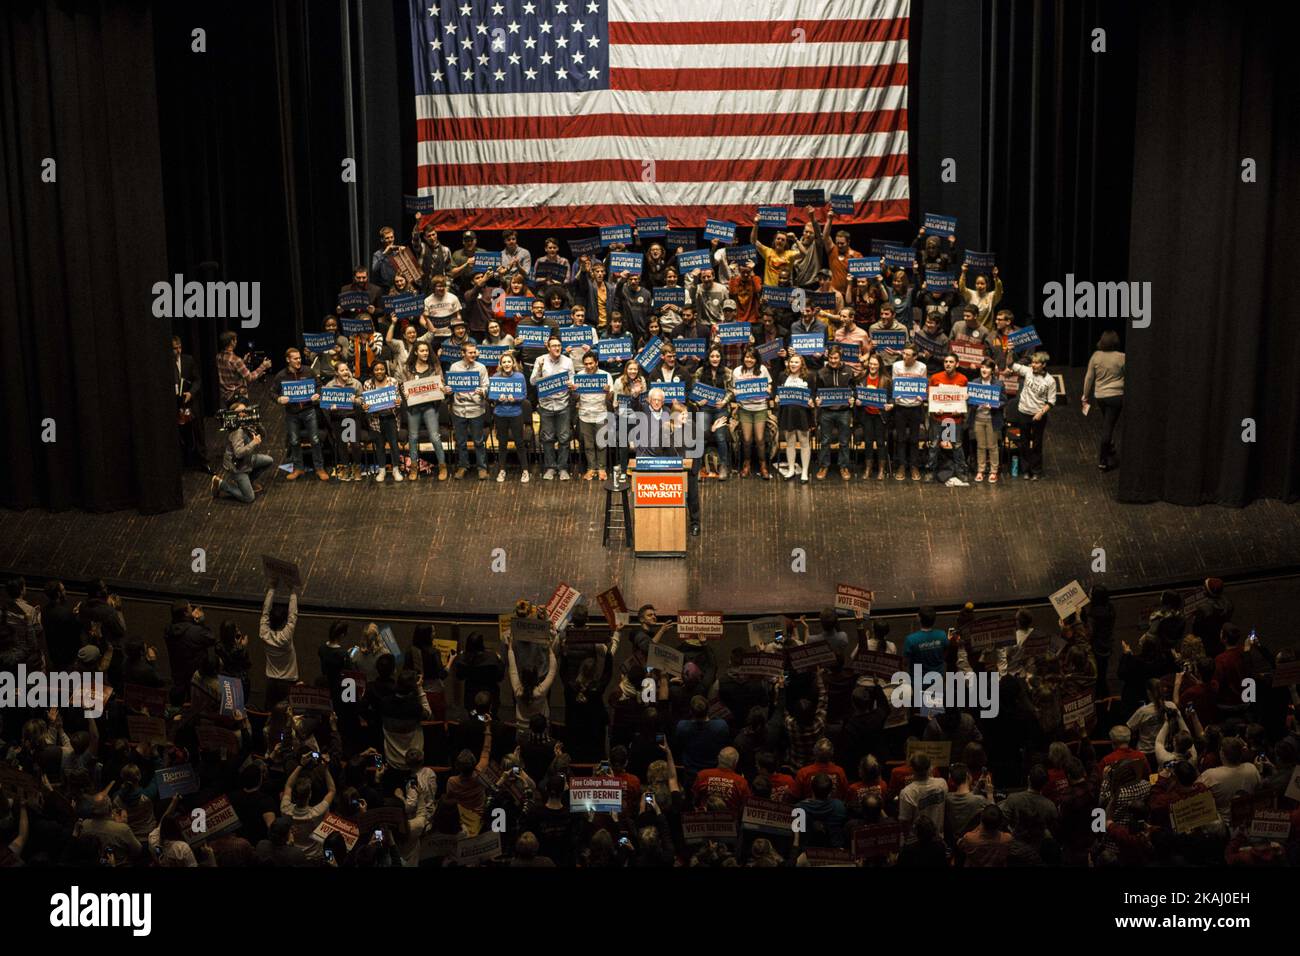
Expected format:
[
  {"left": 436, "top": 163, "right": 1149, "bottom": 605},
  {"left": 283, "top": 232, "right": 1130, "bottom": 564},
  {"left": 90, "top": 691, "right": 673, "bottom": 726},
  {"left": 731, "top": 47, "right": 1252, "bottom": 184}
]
[
  {"left": 163, "top": 600, "right": 214, "bottom": 693},
  {"left": 42, "top": 580, "right": 83, "bottom": 671},
  {"left": 172, "top": 335, "right": 207, "bottom": 468},
  {"left": 815, "top": 345, "right": 856, "bottom": 480}
]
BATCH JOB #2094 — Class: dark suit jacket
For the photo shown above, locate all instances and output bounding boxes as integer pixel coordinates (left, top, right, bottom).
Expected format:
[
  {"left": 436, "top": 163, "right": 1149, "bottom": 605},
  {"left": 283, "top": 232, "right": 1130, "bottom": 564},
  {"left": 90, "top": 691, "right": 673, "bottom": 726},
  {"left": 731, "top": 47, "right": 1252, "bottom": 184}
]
[{"left": 176, "top": 354, "right": 202, "bottom": 408}]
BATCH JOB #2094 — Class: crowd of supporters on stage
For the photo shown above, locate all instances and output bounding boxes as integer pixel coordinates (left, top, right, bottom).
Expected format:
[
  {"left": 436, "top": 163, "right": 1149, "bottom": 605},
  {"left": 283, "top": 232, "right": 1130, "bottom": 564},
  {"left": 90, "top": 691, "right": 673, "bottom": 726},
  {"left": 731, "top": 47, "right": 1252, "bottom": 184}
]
[
  {"left": 185, "top": 212, "right": 1126, "bottom": 501},
  {"left": 2, "top": 573, "right": 1296, "bottom": 868}
]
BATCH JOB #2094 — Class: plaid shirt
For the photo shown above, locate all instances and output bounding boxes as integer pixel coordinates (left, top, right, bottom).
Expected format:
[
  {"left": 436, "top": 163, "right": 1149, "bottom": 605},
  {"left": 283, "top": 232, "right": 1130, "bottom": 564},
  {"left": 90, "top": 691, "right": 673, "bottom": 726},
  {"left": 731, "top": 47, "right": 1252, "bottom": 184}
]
[
  {"left": 784, "top": 670, "right": 828, "bottom": 768},
  {"left": 217, "top": 351, "right": 257, "bottom": 405}
]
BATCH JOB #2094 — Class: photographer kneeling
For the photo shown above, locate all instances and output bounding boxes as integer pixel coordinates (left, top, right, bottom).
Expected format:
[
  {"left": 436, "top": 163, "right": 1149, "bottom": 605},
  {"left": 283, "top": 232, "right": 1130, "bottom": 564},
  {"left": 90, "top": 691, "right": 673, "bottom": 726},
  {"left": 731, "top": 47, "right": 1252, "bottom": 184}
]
[{"left": 212, "top": 399, "right": 275, "bottom": 503}]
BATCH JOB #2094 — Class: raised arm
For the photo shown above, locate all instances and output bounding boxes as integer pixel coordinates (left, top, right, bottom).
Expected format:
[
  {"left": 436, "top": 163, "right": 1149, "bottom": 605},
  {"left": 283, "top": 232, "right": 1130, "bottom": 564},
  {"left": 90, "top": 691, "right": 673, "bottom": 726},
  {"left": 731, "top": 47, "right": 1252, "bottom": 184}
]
[{"left": 506, "top": 640, "right": 524, "bottom": 697}]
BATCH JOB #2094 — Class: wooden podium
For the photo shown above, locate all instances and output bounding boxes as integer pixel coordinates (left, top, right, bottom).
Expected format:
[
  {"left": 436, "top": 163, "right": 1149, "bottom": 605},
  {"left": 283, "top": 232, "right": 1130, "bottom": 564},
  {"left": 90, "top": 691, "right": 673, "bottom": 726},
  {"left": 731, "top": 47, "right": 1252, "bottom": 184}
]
[{"left": 630, "top": 458, "right": 690, "bottom": 557}]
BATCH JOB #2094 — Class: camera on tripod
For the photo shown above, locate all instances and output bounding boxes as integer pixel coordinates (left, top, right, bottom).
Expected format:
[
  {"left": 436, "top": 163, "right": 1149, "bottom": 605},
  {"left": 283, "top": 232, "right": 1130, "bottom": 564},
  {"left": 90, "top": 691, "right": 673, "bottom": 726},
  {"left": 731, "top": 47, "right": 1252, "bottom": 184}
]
[{"left": 219, "top": 406, "right": 263, "bottom": 433}]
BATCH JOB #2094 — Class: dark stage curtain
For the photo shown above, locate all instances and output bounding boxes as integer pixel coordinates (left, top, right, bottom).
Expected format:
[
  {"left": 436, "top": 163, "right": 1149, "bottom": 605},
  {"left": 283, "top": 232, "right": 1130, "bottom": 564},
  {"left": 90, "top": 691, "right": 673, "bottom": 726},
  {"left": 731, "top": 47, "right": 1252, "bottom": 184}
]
[
  {"left": 0, "top": 0, "right": 181, "bottom": 513},
  {"left": 1118, "top": 3, "right": 1300, "bottom": 506}
]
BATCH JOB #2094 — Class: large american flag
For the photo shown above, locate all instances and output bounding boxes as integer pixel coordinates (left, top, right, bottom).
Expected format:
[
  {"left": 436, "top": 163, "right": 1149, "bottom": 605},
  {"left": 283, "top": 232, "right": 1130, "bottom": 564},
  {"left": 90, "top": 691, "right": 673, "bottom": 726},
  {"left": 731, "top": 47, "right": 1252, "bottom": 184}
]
[{"left": 409, "top": 0, "right": 910, "bottom": 229}]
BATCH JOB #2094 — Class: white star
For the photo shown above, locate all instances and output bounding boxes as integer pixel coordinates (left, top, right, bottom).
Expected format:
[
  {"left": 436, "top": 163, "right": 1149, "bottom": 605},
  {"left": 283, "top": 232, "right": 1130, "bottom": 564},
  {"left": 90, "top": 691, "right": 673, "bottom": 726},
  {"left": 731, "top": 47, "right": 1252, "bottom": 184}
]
[
  {"left": 539, "top": 21, "right": 553, "bottom": 33},
  {"left": 462, "top": 66, "right": 474, "bottom": 79},
  {"left": 493, "top": 69, "right": 506, "bottom": 82},
  {"left": 555, "top": 35, "right": 568, "bottom": 48},
  {"left": 587, "top": 1, "right": 599, "bottom": 11},
  {"left": 539, "top": 51, "right": 553, "bottom": 64},
  {"left": 430, "top": 69, "right": 444, "bottom": 82},
  {"left": 556, "top": 1, "right": 568, "bottom": 12},
  {"left": 427, "top": 5, "right": 439, "bottom": 16},
  {"left": 587, "top": 67, "right": 599, "bottom": 79},
  {"left": 508, "top": 52, "right": 521, "bottom": 64},
  {"left": 522, "top": 1, "right": 535, "bottom": 12},
  {"left": 476, "top": 23, "right": 487, "bottom": 35},
  {"left": 523, "top": 36, "right": 536, "bottom": 48},
  {"left": 491, "top": 35, "right": 506, "bottom": 50},
  {"left": 556, "top": 66, "right": 568, "bottom": 79},
  {"left": 507, "top": 20, "right": 520, "bottom": 33},
  {"left": 429, "top": 40, "right": 437, "bottom": 49},
  {"left": 461, "top": 37, "right": 473, "bottom": 49},
  {"left": 446, "top": 52, "right": 459, "bottom": 66},
  {"left": 444, "top": 20, "right": 456, "bottom": 33},
  {"left": 491, "top": 2, "right": 504, "bottom": 14},
  {"left": 459, "top": 3, "right": 472, "bottom": 16},
  {"left": 524, "top": 67, "right": 538, "bottom": 79},
  {"left": 477, "top": 52, "right": 489, "bottom": 65},
  {"left": 572, "top": 21, "right": 584, "bottom": 33},
  {"left": 572, "top": 51, "right": 584, "bottom": 64},
  {"left": 587, "top": 35, "right": 600, "bottom": 47}
]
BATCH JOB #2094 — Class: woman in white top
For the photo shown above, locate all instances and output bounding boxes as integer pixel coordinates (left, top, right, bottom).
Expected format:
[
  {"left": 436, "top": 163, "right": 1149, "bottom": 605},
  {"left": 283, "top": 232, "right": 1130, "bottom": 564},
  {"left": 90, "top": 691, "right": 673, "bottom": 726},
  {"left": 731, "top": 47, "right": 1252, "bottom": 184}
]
[
  {"left": 732, "top": 347, "right": 773, "bottom": 479},
  {"left": 1082, "top": 330, "right": 1126, "bottom": 471},
  {"left": 777, "top": 353, "right": 814, "bottom": 483},
  {"left": 259, "top": 587, "right": 299, "bottom": 709},
  {"left": 505, "top": 633, "right": 559, "bottom": 732}
]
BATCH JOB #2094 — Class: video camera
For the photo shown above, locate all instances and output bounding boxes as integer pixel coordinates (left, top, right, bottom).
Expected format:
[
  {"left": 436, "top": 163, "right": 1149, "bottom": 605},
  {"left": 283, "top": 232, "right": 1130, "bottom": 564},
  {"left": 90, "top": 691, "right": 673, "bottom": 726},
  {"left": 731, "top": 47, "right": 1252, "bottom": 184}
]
[{"left": 218, "top": 406, "right": 263, "bottom": 433}]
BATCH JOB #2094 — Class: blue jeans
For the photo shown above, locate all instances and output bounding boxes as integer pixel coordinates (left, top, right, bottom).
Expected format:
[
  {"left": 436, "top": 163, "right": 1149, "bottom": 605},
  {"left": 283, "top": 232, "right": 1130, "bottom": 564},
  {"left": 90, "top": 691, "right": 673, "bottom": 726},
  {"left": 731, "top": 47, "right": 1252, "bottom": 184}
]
[
  {"left": 285, "top": 408, "right": 324, "bottom": 472},
  {"left": 701, "top": 406, "right": 731, "bottom": 470},
  {"left": 406, "top": 405, "right": 447, "bottom": 465},
  {"left": 538, "top": 405, "right": 572, "bottom": 470},
  {"left": 817, "top": 408, "right": 852, "bottom": 468},
  {"left": 453, "top": 414, "right": 487, "bottom": 468},
  {"left": 220, "top": 454, "right": 275, "bottom": 503}
]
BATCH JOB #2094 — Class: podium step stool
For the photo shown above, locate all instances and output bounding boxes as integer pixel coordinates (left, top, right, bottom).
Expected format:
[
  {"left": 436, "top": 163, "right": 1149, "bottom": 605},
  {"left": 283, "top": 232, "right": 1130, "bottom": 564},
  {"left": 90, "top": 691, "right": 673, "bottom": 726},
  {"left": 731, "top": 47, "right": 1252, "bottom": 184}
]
[{"left": 602, "top": 476, "right": 633, "bottom": 547}]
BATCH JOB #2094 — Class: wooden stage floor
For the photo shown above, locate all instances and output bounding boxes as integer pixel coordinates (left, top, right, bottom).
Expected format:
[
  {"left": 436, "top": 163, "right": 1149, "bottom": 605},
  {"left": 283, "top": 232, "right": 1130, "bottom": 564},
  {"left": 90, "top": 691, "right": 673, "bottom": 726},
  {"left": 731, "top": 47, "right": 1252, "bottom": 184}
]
[{"left": 3, "top": 372, "right": 1298, "bottom": 616}]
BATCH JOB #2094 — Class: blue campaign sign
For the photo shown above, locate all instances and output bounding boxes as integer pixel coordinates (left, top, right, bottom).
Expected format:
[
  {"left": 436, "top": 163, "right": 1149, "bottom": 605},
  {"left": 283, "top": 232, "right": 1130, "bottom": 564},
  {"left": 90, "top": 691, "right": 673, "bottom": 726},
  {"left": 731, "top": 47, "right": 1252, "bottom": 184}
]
[
  {"left": 608, "top": 251, "right": 644, "bottom": 276},
  {"left": 791, "top": 332, "right": 825, "bottom": 356},
  {"left": 635, "top": 216, "right": 668, "bottom": 238},
  {"left": 559, "top": 325, "right": 595, "bottom": 349},
  {"left": 763, "top": 286, "right": 795, "bottom": 308},
  {"left": 964, "top": 250, "right": 996, "bottom": 273},
  {"left": 870, "top": 238, "right": 889, "bottom": 255},
  {"left": 831, "top": 194, "right": 855, "bottom": 217},
  {"left": 600, "top": 224, "right": 634, "bottom": 246},
  {"left": 1009, "top": 326, "right": 1043, "bottom": 350},
  {"left": 536, "top": 373, "right": 570, "bottom": 398},
  {"left": 403, "top": 194, "right": 437, "bottom": 214},
  {"left": 818, "top": 387, "right": 852, "bottom": 408},
  {"left": 727, "top": 244, "right": 758, "bottom": 264},
  {"left": 676, "top": 248, "right": 712, "bottom": 272},
  {"left": 717, "top": 322, "right": 752, "bottom": 345},
  {"left": 778, "top": 385, "right": 812, "bottom": 407},
  {"left": 810, "top": 292, "right": 839, "bottom": 311},
  {"left": 517, "top": 325, "right": 550, "bottom": 349},
  {"left": 595, "top": 335, "right": 633, "bottom": 361},
  {"left": 883, "top": 244, "right": 914, "bottom": 269},
  {"left": 280, "top": 379, "right": 316, "bottom": 402},
  {"left": 925, "top": 270, "right": 958, "bottom": 288},
  {"left": 857, "top": 386, "right": 889, "bottom": 409},
  {"left": 340, "top": 315, "right": 373, "bottom": 336},
  {"left": 569, "top": 235, "right": 602, "bottom": 259},
  {"left": 303, "top": 331, "right": 335, "bottom": 353},
  {"left": 893, "top": 377, "right": 929, "bottom": 401},
  {"left": 337, "top": 290, "right": 370, "bottom": 312},
  {"left": 967, "top": 383, "right": 1003, "bottom": 407},
  {"left": 872, "top": 329, "right": 908, "bottom": 351},
  {"left": 703, "top": 219, "right": 736, "bottom": 243},
  {"left": 361, "top": 385, "right": 398, "bottom": 411},
  {"left": 733, "top": 377, "right": 770, "bottom": 402},
  {"left": 478, "top": 345, "right": 508, "bottom": 368},
  {"left": 653, "top": 286, "right": 685, "bottom": 308},
  {"left": 447, "top": 371, "right": 481, "bottom": 393},
  {"left": 673, "top": 337, "right": 707, "bottom": 360},
  {"left": 544, "top": 309, "right": 573, "bottom": 327},
  {"left": 438, "top": 352, "right": 457, "bottom": 368},
  {"left": 638, "top": 456, "right": 684, "bottom": 471},
  {"left": 504, "top": 296, "right": 533, "bottom": 317},
  {"left": 318, "top": 386, "right": 356, "bottom": 411},
  {"left": 666, "top": 228, "right": 697, "bottom": 251},
  {"left": 657, "top": 381, "right": 687, "bottom": 403},
  {"left": 833, "top": 341, "right": 861, "bottom": 364},
  {"left": 470, "top": 250, "right": 501, "bottom": 273},
  {"left": 575, "top": 373, "right": 608, "bottom": 395},
  {"left": 757, "top": 205, "right": 788, "bottom": 227},
  {"left": 636, "top": 337, "right": 664, "bottom": 374},
  {"left": 534, "top": 260, "right": 568, "bottom": 283},
  {"left": 923, "top": 213, "right": 957, "bottom": 236},
  {"left": 912, "top": 332, "right": 946, "bottom": 356},
  {"left": 848, "top": 257, "right": 881, "bottom": 278},
  {"left": 690, "top": 381, "right": 726, "bottom": 406},
  {"left": 755, "top": 339, "right": 783, "bottom": 364},
  {"left": 488, "top": 377, "right": 525, "bottom": 402},
  {"left": 793, "top": 188, "right": 826, "bottom": 206},
  {"left": 383, "top": 292, "right": 422, "bottom": 318},
  {"left": 219, "top": 675, "right": 245, "bottom": 719},
  {"left": 156, "top": 764, "right": 199, "bottom": 799}
]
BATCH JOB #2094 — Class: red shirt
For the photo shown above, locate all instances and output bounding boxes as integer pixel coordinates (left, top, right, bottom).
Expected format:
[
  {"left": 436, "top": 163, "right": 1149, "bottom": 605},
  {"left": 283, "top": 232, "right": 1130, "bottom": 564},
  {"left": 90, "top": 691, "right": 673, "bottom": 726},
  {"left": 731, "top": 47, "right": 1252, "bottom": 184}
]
[
  {"left": 847, "top": 781, "right": 887, "bottom": 811},
  {"left": 928, "top": 369, "right": 968, "bottom": 422},
  {"left": 1213, "top": 646, "right": 1247, "bottom": 705},
  {"left": 691, "top": 769, "right": 751, "bottom": 812},
  {"left": 794, "top": 761, "right": 850, "bottom": 801},
  {"left": 766, "top": 772, "right": 798, "bottom": 804},
  {"left": 602, "top": 771, "right": 641, "bottom": 815},
  {"left": 1099, "top": 746, "right": 1141, "bottom": 771}
]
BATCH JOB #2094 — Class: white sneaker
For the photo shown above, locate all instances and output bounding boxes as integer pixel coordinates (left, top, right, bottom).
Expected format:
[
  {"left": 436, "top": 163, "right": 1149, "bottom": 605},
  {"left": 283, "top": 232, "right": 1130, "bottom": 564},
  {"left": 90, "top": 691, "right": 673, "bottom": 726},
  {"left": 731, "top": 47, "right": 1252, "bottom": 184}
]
[
  {"left": 946, "top": 476, "right": 969, "bottom": 487},
  {"left": 375, "top": 468, "right": 386, "bottom": 483},
  {"left": 392, "top": 469, "right": 403, "bottom": 482},
  {"left": 521, "top": 470, "right": 530, "bottom": 483},
  {"left": 543, "top": 469, "right": 556, "bottom": 480},
  {"left": 559, "top": 469, "right": 571, "bottom": 481},
  {"left": 496, "top": 469, "right": 506, "bottom": 483}
]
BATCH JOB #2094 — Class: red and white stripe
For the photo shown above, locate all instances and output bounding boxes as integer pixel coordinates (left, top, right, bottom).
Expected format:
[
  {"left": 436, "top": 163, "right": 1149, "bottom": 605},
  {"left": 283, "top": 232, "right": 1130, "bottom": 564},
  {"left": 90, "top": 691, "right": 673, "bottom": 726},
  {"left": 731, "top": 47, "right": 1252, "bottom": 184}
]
[{"left": 415, "top": 0, "right": 910, "bottom": 229}]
